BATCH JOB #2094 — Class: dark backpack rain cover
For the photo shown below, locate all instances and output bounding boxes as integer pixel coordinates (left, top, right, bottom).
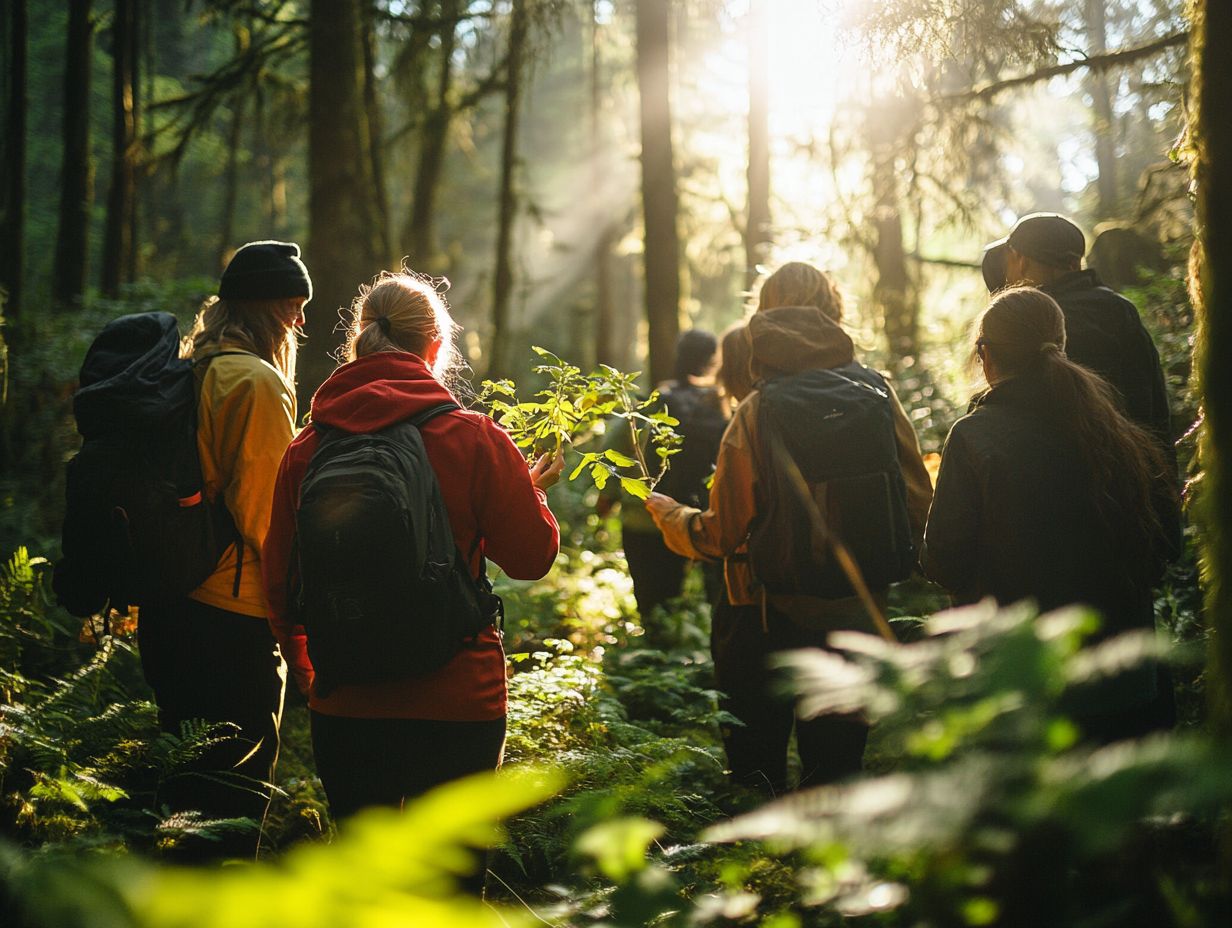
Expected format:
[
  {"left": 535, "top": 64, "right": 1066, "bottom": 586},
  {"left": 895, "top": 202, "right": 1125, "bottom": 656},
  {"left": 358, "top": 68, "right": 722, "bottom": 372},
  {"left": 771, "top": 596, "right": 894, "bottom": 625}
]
[
  {"left": 53, "top": 312, "right": 237, "bottom": 616},
  {"left": 749, "top": 362, "right": 914, "bottom": 598},
  {"left": 653, "top": 383, "right": 727, "bottom": 510},
  {"left": 292, "top": 405, "right": 500, "bottom": 691}
]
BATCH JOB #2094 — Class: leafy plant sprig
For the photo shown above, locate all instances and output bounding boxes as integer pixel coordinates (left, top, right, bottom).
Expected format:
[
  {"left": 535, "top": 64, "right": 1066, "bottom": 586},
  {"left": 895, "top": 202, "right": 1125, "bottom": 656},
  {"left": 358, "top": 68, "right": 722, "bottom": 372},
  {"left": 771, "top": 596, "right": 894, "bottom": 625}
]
[
  {"left": 478, "top": 348, "right": 598, "bottom": 455},
  {"left": 478, "top": 350, "right": 681, "bottom": 500},
  {"left": 566, "top": 365, "right": 681, "bottom": 500}
]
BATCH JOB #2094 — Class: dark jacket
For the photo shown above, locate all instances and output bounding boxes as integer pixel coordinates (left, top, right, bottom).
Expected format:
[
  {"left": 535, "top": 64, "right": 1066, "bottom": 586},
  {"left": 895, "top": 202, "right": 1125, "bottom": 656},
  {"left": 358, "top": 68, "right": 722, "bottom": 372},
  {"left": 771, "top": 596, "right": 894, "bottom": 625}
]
[
  {"left": 1040, "top": 270, "right": 1172, "bottom": 455},
  {"left": 922, "top": 370, "right": 1174, "bottom": 638}
]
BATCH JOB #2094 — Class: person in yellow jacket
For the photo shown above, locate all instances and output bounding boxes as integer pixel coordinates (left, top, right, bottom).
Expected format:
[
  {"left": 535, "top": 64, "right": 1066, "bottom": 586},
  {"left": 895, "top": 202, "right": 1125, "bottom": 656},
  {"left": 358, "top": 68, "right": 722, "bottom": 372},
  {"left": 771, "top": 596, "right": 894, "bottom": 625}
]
[{"left": 136, "top": 241, "right": 309, "bottom": 861}]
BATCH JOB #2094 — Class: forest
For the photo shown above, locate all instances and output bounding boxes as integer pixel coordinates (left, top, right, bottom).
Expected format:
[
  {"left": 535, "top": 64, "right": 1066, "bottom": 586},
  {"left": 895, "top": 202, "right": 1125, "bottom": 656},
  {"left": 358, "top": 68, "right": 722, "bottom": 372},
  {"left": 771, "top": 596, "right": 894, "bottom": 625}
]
[{"left": 1, "top": 0, "right": 1232, "bottom": 926}]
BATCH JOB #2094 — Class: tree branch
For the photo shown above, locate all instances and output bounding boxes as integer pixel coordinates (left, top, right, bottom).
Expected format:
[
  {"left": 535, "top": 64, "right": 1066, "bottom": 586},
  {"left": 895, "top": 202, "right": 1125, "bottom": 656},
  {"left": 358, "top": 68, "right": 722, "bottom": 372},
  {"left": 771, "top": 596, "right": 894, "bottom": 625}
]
[
  {"left": 907, "top": 252, "right": 980, "bottom": 269},
  {"left": 943, "top": 31, "right": 1190, "bottom": 104}
]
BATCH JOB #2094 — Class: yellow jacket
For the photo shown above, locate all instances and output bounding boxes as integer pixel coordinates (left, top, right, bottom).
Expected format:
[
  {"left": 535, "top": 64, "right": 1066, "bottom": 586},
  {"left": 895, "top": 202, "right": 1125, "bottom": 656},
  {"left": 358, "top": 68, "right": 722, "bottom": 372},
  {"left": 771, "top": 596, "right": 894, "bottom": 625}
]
[{"left": 190, "top": 346, "right": 297, "bottom": 618}]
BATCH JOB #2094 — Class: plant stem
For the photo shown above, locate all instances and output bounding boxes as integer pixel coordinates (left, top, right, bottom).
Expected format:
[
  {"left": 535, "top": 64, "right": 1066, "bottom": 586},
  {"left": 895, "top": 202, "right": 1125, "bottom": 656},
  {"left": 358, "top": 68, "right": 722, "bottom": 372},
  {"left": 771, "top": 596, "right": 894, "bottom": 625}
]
[{"left": 619, "top": 383, "right": 652, "bottom": 482}]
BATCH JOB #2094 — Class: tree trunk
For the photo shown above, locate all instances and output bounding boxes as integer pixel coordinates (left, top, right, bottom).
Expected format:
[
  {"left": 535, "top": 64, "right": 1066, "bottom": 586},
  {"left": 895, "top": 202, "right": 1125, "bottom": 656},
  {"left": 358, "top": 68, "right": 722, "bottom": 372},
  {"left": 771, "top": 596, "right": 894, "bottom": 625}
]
[
  {"left": 406, "top": 0, "right": 460, "bottom": 274},
  {"left": 362, "top": 0, "right": 391, "bottom": 265},
  {"left": 102, "top": 0, "right": 138, "bottom": 298},
  {"left": 871, "top": 152, "right": 917, "bottom": 363},
  {"left": 53, "top": 0, "right": 92, "bottom": 311},
  {"left": 129, "top": 0, "right": 144, "bottom": 282},
  {"left": 305, "top": 0, "right": 384, "bottom": 403},
  {"left": 488, "top": 0, "right": 528, "bottom": 381},
  {"left": 1192, "top": 0, "right": 1232, "bottom": 732},
  {"left": 220, "top": 96, "right": 244, "bottom": 264},
  {"left": 635, "top": 0, "right": 681, "bottom": 387},
  {"left": 1085, "top": 0, "right": 1118, "bottom": 219},
  {"left": 0, "top": 0, "right": 27, "bottom": 317},
  {"left": 591, "top": 0, "right": 616, "bottom": 368},
  {"left": 745, "top": 0, "right": 771, "bottom": 286}
]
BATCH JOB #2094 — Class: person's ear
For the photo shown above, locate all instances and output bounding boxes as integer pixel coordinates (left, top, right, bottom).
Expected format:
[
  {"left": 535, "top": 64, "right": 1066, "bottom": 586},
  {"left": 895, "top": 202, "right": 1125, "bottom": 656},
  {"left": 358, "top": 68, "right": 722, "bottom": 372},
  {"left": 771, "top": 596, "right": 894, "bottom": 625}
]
[{"left": 424, "top": 338, "right": 442, "bottom": 366}]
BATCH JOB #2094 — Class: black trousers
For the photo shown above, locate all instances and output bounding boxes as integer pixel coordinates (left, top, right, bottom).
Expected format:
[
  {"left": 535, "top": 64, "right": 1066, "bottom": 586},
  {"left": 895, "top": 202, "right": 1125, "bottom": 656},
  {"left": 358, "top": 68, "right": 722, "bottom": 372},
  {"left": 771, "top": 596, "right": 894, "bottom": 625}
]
[
  {"left": 711, "top": 597, "right": 868, "bottom": 795},
  {"left": 623, "top": 530, "right": 722, "bottom": 645},
  {"left": 623, "top": 530, "right": 689, "bottom": 621},
  {"left": 137, "top": 597, "right": 285, "bottom": 861},
  {"left": 309, "top": 713, "right": 507, "bottom": 820},
  {"left": 310, "top": 713, "right": 506, "bottom": 896}
]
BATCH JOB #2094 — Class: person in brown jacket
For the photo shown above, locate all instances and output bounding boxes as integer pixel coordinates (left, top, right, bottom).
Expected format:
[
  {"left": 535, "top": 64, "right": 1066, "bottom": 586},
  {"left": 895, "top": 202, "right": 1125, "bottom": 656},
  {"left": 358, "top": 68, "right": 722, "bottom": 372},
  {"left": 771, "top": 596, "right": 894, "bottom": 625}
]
[{"left": 646, "top": 262, "right": 932, "bottom": 793}]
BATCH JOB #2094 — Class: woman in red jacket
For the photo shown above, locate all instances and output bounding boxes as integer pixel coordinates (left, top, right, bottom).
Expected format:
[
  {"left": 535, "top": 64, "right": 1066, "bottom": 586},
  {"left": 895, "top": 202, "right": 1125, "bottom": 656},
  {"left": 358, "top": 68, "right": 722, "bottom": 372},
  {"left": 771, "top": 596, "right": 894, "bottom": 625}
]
[{"left": 262, "top": 270, "right": 562, "bottom": 825}]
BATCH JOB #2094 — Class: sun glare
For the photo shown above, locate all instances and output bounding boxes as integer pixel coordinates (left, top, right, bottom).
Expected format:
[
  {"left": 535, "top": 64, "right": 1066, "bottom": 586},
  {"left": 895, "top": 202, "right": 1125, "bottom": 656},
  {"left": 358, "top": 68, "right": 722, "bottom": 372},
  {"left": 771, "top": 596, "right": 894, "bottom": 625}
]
[
  {"left": 765, "top": 1, "right": 858, "bottom": 135},
  {"left": 698, "top": 1, "right": 865, "bottom": 136},
  {"left": 681, "top": 1, "right": 872, "bottom": 277}
]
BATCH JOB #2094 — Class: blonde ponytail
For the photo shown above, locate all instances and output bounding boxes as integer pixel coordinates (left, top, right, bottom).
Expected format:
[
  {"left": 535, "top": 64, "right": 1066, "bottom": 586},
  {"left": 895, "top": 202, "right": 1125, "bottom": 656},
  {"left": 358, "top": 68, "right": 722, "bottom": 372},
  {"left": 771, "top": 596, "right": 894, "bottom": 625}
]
[{"left": 343, "top": 269, "right": 460, "bottom": 382}]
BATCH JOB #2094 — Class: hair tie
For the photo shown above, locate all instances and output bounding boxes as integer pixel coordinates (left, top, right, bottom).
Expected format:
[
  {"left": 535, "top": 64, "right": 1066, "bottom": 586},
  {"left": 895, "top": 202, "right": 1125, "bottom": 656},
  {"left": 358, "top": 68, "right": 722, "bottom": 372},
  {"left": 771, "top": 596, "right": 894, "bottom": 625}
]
[
  {"left": 376, "top": 316, "right": 392, "bottom": 336},
  {"left": 1039, "top": 341, "right": 1063, "bottom": 355}
]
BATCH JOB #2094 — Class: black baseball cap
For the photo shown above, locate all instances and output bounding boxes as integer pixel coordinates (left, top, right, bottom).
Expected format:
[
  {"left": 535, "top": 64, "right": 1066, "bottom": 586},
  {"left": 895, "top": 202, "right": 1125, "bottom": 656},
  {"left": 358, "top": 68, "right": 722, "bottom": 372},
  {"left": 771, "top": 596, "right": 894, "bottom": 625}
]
[{"left": 982, "top": 213, "right": 1086, "bottom": 292}]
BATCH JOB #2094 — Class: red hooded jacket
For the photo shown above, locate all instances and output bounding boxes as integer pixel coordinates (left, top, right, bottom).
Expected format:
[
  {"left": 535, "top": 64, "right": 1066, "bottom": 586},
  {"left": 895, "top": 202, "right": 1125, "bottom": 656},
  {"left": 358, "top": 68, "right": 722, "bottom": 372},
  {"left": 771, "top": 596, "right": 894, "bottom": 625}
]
[{"left": 262, "top": 352, "right": 559, "bottom": 720}]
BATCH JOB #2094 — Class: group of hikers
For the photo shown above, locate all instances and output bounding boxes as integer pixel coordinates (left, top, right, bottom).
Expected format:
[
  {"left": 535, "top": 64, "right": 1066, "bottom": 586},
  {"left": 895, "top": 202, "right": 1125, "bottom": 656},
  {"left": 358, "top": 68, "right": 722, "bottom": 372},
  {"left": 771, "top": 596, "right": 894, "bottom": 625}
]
[{"left": 51, "top": 210, "right": 1178, "bottom": 876}]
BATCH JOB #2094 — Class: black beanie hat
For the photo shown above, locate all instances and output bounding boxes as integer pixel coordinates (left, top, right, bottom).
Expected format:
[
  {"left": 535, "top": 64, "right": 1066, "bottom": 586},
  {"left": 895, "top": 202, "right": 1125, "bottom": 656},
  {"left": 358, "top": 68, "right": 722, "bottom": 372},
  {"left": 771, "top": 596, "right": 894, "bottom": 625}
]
[{"left": 219, "top": 240, "right": 313, "bottom": 302}]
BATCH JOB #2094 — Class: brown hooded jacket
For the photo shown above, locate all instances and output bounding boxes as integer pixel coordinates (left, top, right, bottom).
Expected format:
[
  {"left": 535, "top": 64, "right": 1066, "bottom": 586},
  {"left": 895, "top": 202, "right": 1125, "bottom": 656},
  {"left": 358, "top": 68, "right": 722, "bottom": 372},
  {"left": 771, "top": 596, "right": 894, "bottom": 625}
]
[{"left": 649, "top": 305, "right": 932, "bottom": 624}]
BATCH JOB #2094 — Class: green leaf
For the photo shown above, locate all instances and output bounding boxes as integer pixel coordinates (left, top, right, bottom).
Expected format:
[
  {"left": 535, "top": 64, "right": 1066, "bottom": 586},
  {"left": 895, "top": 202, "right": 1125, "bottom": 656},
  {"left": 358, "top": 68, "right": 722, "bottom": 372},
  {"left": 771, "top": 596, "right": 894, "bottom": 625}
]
[
  {"left": 569, "top": 453, "right": 596, "bottom": 482},
  {"left": 621, "top": 477, "right": 651, "bottom": 500},
  {"left": 591, "top": 463, "right": 610, "bottom": 490},
  {"left": 575, "top": 817, "right": 665, "bottom": 882},
  {"left": 604, "top": 449, "right": 638, "bottom": 468}
]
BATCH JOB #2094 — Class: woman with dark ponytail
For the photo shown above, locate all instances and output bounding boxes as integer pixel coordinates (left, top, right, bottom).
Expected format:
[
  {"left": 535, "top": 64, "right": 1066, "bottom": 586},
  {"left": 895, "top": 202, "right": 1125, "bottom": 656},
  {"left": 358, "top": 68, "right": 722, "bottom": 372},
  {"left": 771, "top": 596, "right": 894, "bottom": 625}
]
[{"left": 923, "top": 286, "right": 1180, "bottom": 741}]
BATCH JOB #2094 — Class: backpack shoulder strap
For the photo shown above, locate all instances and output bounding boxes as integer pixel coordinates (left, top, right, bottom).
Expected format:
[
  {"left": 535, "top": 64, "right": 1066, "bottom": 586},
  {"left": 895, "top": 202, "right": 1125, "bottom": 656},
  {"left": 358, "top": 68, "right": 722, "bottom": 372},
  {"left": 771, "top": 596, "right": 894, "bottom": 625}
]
[
  {"left": 408, "top": 401, "right": 461, "bottom": 429},
  {"left": 820, "top": 364, "right": 889, "bottom": 399},
  {"left": 310, "top": 401, "right": 461, "bottom": 445}
]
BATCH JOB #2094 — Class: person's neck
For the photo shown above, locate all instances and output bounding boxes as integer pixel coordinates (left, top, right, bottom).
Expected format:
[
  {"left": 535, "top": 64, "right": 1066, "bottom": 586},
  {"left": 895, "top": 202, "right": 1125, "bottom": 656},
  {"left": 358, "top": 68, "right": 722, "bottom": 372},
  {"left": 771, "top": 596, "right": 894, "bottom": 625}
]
[{"left": 1028, "top": 265, "right": 1080, "bottom": 287}]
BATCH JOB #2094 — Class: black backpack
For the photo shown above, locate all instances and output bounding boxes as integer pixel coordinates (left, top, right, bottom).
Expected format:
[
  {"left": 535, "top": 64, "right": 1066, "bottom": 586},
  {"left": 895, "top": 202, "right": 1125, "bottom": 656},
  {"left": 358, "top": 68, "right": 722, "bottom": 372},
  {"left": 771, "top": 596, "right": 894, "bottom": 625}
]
[
  {"left": 653, "top": 383, "right": 728, "bottom": 510},
  {"left": 291, "top": 404, "right": 502, "bottom": 692},
  {"left": 748, "top": 362, "right": 914, "bottom": 599},
  {"left": 53, "top": 313, "right": 240, "bottom": 617}
]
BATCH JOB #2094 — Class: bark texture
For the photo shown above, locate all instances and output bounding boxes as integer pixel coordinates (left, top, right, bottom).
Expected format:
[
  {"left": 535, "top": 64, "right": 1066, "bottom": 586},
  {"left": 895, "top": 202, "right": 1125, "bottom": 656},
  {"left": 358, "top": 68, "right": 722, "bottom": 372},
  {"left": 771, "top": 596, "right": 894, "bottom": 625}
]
[
  {"left": 102, "top": 0, "right": 139, "bottom": 298},
  {"left": 635, "top": 0, "right": 681, "bottom": 387},
  {"left": 869, "top": 129, "right": 917, "bottom": 363},
  {"left": 362, "top": 0, "right": 392, "bottom": 264},
  {"left": 488, "top": 0, "right": 528, "bottom": 381},
  {"left": 591, "top": 0, "right": 615, "bottom": 368},
  {"left": 407, "top": 0, "right": 461, "bottom": 274},
  {"left": 1085, "top": 0, "right": 1118, "bottom": 219},
  {"left": 305, "top": 0, "right": 385, "bottom": 402},
  {"left": 53, "top": 0, "right": 92, "bottom": 310},
  {"left": 1192, "top": 0, "right": 1232, "bottom": 732},
  {"left": 0, "top": 0, "right": 27, "bottom": 315},
  {"left": 745, "top": 0, "right": 771, "bottom": 285}
]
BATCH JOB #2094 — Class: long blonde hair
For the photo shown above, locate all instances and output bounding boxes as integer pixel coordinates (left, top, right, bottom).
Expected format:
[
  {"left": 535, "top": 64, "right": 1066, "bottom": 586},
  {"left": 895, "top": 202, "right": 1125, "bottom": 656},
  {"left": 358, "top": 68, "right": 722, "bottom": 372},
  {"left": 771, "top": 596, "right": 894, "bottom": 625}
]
[
  {"left": 188, "top": 296, "right": 301, "bottom": 382},
  {"left": 756, "top": 261, "right": 845, "bottom": 321},
  {"left": 342, "top": 270, "right": 460, "bottom": 383}
]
